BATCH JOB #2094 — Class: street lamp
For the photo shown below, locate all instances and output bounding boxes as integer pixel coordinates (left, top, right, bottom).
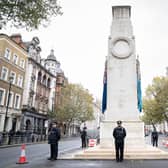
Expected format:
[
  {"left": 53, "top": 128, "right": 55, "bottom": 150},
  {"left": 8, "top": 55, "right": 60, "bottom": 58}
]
[
  {"left": 3, "top": 76, "right": 14, "bottom": 132},
  {"left": 52, "top": 96, "right": 55, "bottom": 113}
]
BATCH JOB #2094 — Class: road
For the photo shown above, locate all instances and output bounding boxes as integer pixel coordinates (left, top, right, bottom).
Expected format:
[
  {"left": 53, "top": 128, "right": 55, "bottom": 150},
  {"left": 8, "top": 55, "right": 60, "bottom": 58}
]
[{"left": 0, "top": 137, "right": 81, "bottom": 168}]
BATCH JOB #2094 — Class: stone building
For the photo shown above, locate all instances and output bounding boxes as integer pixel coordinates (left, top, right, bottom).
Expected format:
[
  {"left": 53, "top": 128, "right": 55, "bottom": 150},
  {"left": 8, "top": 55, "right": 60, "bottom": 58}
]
[
  {"left": 0, "top": 34, "right": 27, "bottom": 132},
  {"left": 16, "top": 37, "right": 56, "bottom": 136},
  {"left": 80, "top": 99, "right": 101, "bottom": 133},
  {"left": 85, "top": 100, "right": 101, "bottom": 130},
  {"left": 0, "top": 33, "right": 66, "bottom": 137},
  {"left": 43, "top": 49, "right": 65, "bottom": 109},
  {"left": 15, "top": 36, "right": 65, "bottom": 136}
]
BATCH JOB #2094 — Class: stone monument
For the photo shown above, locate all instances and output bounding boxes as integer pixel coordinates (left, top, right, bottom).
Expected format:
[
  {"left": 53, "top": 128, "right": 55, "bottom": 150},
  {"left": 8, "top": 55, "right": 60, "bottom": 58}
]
[
  {"left": 71, "top": 6, "right": 168, "bottom": 159},
  {"left": 100, "top": 6, "right": 144, "bottom": 147}
]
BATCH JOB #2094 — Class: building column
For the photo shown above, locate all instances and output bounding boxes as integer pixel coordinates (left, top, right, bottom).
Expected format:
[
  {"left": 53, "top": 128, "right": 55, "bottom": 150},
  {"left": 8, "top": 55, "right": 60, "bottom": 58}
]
[
  {"left": 0, "top": 114, "right": 5, "bottom": 132},
  {"left": 6, "top": 116, "right": 12, "bottom": 132}
]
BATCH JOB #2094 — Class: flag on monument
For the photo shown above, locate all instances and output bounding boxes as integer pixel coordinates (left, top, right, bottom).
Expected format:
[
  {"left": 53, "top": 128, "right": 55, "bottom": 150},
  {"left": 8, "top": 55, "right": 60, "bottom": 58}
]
[
  {"left": 137, "top": 79, "right": 142, "bottom": 112},
  {"left": 102, "top": 60, "right": 107, "bottom": 113},
  {"left": 136, "top": 58, "right": 142, "bottom": 112}
]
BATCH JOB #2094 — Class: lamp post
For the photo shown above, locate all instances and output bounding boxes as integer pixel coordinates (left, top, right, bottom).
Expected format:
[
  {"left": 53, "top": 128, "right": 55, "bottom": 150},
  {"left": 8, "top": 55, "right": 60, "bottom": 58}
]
[{"left": 3, "top": 76, "right": 14, "bottom": 132}]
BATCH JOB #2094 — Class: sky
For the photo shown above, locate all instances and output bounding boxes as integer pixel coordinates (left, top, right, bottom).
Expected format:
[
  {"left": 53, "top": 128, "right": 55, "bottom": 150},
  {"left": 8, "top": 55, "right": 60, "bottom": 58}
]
[{"left": 2, "top": 0, "right": 168, "bottom": 100}]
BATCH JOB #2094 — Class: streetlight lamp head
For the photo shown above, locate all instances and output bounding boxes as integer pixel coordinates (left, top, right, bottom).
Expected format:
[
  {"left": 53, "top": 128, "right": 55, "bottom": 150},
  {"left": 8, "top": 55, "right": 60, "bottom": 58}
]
[
  {"left": 3, "top": 75, "right": 14, "bottom": 132},
  {"left": 9, "top": 76, "right": 14, "bottom": 83}
]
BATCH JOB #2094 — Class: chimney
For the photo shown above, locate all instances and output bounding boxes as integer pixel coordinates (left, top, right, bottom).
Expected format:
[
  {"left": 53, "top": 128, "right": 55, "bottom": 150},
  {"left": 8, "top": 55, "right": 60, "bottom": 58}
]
[
  {"left": 10, "top": 34, "right": 27, "bottom": 50},
  {"left": 10, "top": 34, "right": 22, "bottom": 44}
]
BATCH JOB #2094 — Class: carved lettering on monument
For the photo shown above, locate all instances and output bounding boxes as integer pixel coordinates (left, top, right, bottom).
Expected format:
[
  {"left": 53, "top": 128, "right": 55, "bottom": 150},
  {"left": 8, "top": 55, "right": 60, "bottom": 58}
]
[
  {"left": 119, "top": 65, "right": 124, "bottom": 77},
  {"left": 118, "top": 89, "right": 125, "bottom": 108}
]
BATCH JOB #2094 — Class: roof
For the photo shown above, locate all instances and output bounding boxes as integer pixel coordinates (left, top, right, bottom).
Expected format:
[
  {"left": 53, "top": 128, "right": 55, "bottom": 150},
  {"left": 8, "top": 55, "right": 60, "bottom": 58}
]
[{"left": 46, "top": 49, "right": 57, "bottom": 61}]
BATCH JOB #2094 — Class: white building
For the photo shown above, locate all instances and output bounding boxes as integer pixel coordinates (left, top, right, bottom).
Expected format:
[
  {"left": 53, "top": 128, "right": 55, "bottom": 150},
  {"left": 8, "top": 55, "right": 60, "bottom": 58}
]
[
  {"left": 21, "top": 37, "right": 56, "bottom": 135},
  {"left": 85, "top": 100, "right": 101, "bottom": 130}
]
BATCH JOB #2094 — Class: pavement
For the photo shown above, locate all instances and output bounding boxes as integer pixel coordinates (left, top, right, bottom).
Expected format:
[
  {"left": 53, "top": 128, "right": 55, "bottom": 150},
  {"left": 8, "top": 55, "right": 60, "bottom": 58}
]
[
  {"left": 6, "top": 159, "right": 168, "bottom": 168},
  {"left": 0, "top": 141, "right": 47, "bottom": 148},
  {"left": 0, "top": 136, "right": 78, "bottom": 149}
]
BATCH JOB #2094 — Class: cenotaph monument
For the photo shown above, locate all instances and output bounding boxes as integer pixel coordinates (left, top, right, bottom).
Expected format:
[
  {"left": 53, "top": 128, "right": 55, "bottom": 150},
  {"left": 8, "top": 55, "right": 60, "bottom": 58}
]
[
  {"left": 71, "top": 6, "right": 168, "bottom": 159},
  {"left": 100, "top": 5, "right": 144, "bottom": 147}
]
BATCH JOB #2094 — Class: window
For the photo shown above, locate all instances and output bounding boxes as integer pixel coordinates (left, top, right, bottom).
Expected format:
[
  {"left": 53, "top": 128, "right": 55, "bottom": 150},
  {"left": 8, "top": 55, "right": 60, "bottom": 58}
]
[
  {"left": 0, "top": 115, "right": 2, "bottom": 127},
  {"left": 4, "top": 48, "right": 11, "bottom": 60},
  {"left": 0, "top": 67, "right": 8, "bottom": 81},
  {"left": 10, "top": 71, "right": 16, "bottom": 84},
  {"left": 13, "top": 54, "right": 18, "bottom": 65},
  {"left": 37, "top": 71, "right": 42, "bottom": 82},
  {"left": 42, "top": 75, "right": 46, "bottom": 85},
  {"left": 47, "top": 78, "right": 51, "bottom": 88},
  {"left": 17, "top": 75, "right": 23, "bottom": 87},
  {"left": 6, "top": 91, "right": 14, "bottom": 107},
  {"left": 14, "top": 94, "right": 21, "bottom": 109},
  {"left": 0, "top": 88, "right": 6, "bottom": 105},
  {"left": 20, "top": 59, "right": 25, "bottom": 69}
]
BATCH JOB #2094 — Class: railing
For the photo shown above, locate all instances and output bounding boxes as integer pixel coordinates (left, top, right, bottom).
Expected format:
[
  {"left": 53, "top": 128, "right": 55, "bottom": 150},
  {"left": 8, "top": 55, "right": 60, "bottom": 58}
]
[{"left": 0, "top": 132, "right": 47, "bottom": 146}]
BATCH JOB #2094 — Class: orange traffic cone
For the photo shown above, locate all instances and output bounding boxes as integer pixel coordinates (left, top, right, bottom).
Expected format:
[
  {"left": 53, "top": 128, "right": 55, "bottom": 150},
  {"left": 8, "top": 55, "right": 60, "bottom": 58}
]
[{"left": 16, "top": 144, "right": 28, "bottom": 164}]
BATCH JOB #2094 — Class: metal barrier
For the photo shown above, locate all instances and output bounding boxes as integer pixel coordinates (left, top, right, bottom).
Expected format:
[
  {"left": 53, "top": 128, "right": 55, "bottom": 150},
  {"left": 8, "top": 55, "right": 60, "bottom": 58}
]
[{"left": 0, "top": 132, "right": 47, "bottom": 146}]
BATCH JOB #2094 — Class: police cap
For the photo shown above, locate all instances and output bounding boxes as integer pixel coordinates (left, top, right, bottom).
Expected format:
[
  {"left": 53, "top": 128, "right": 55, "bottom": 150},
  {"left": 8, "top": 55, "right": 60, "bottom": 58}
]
[
  {"left": 117, "top": 120, "right": 122, "bottom": 124},
  {"left": 52, "top": 122, "right": 57, "bottom": 125}
]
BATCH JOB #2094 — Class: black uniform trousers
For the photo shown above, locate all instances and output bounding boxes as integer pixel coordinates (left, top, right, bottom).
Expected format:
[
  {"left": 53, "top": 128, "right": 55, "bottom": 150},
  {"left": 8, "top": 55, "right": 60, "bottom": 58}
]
[
  {"left": 50, "top": 143, "right": 58, "bottom": 159},
  {"left": 81, "top": 137, "right": 87, "bottom": 148},
  {"left": 152, "top": 137, "right": 158, "bottom": 147},
  {"left": 115, "top": 140, "right": 124, "bottom": 161}
]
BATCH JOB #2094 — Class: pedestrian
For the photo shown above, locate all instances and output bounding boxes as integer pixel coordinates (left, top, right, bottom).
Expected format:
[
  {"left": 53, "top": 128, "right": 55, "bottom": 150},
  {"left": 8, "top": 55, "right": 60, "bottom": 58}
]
[
  {"left": 81, "top": 127, "right": 87, "bottom": 148},
  {"left": 8, "top": 129, "right": 14, "bottom": 145},
  {"left": 48, "top": 122, "right": 61, "bottom": 161},
  {"left": 151, "top": 128, "right": 158, "bottom": 147},
  {"left": 96, "top": 126, "right": 100, "bottom": 144},
  {"left": 113, "top": 120, "right": 126, "bottom": 162},
  {"left": 0, "top": 132, "right": 2, "bottom": 145}
]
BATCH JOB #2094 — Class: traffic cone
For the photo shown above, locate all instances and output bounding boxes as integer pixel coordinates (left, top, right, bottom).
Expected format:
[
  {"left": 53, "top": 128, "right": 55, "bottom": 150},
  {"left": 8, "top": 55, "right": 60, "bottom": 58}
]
[{"left": 16, "top": 144, "right": 28, "bottom": 164}]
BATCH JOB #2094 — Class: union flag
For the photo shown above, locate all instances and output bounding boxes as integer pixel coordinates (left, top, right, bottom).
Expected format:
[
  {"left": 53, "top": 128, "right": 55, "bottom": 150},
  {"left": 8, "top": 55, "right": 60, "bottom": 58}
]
[{"left": 102, "top": 60, "right": 107, "bottom": 113}]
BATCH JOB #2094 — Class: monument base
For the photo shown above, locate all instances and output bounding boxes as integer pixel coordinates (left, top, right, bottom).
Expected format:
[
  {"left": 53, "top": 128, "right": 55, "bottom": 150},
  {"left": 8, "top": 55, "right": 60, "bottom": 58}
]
[
  {"left": 100, "top": 120, "right": 144, "bottom": 148},
  {"left": 71, "top": 120, "right": 168, "bottom": 160}
]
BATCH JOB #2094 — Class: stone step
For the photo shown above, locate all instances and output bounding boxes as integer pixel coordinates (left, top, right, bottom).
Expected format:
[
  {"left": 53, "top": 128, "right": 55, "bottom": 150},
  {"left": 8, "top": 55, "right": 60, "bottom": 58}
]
[
  {"left": 83, "top": 146, "right": 163, "bottom": 153},
  {"left": 72, "top": 145, "right": 168, "bottom": 160},
  {"left": 84, "top": 149, "right": 162, "bottom": 154},
  {"left": 74, "top": 155, "right": 168, "bottom": 160},
  {"left": 76, "top": 153, "right": 167, "bottom": 156},
  {"left": 75, "top": 152, "right": 168, "bottom": 159}
]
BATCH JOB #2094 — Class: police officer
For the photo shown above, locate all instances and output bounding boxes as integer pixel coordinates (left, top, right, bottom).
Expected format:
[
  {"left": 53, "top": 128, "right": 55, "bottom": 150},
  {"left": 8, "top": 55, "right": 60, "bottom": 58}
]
[
  {"left": 113, "top": 120, "right": 126, "bottom": 162},
  {"left": 81, "top": 127, "right": 87, "bottom": 148},
  {"left": 151, "top": 128, "right": 158, "bottom": 147},
  {"left": 48, "top": 122, "right": 61, "bottom": 161}
]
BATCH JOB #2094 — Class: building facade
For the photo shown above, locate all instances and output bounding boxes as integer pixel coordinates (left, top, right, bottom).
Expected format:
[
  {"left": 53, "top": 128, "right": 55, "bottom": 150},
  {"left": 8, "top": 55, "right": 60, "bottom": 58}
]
[
  {"left": 0, "top": 34, "right": 27, "bottom": 132},
  {"left": 82, "top": 99, "right": 101, "bottom": 131},
  {"left": 0, "top": 33, "right": 66, "bottom": 138},
  {"left": 19, "top": 37, "right": 56, "bottom": 136},
  {"left": 44, "top": 49, "right": 65, "bottom": 108}
]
